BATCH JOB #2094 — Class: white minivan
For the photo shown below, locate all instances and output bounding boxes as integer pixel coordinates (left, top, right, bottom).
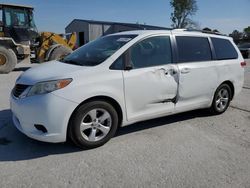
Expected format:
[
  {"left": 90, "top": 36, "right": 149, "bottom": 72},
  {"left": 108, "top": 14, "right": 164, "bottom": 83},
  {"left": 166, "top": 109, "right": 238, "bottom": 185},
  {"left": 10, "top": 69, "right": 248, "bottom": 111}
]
[{"left": 10, "top": 30, "right": 245, "bottom": 148}]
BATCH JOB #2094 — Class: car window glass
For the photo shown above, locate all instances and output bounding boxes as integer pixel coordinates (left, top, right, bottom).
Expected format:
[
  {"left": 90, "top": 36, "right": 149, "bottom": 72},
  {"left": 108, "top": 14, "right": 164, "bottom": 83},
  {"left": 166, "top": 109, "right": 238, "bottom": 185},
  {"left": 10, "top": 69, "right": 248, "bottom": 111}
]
[
  {"left": 0, "top": 9, "right": 2, "bottom": 23},
  {"left": 130, "top": 36, "right": 172, "bottom": 69},
  {"left": 176, "top": 36, "right": 212, "bottom": 63},
  {"left": 62, "top": 35, "right": 137, "bottom": 66},
  {"left": 110, "top": 56, "right": 123, "bottom": 70},
  {"left": 211, "top": 37, "right": 238, "bottom": 60},
  {"left": 5, "top": 11, "right": 11, "bottom": 26},
  {"left": 0, "top": 9, "right": 3, "bottom": 32}
]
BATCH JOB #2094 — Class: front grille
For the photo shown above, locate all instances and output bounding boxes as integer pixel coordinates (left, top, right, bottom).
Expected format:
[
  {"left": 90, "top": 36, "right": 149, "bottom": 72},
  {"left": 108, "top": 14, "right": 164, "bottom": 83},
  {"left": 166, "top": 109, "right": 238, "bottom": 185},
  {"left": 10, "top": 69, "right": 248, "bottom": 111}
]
[{"left": 12, "top": 84, "right": 30, "bottom": 98}]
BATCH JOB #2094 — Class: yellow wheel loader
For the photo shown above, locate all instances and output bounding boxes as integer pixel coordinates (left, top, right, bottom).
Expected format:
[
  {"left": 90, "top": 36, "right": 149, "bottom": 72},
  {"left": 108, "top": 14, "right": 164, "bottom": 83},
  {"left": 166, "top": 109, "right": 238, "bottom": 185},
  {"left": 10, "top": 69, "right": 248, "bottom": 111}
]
[{"left": 0, "top": 3, "right": 76, "bottom": 73}]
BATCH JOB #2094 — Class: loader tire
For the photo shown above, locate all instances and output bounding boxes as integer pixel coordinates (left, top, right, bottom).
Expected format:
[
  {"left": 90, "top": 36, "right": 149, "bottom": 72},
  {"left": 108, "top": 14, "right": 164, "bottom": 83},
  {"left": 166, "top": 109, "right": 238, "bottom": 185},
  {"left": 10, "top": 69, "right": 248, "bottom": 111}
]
[
  {"left": 0, "top": 47, "right": 17, "bottom": 74},
  {"left": 48, "top": 45, "right": 72, "bottom": 61}
]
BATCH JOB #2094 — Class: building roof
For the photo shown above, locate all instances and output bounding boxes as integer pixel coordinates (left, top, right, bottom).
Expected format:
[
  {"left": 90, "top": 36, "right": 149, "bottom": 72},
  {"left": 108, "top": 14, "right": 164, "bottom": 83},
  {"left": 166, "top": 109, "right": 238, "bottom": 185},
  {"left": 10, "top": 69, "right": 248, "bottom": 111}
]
[
  {"left": 66, "top": 19, "right": 170, "bottom": 31},
  {"left": 0, "top": 3, "right": 33, "bottom": 9}
]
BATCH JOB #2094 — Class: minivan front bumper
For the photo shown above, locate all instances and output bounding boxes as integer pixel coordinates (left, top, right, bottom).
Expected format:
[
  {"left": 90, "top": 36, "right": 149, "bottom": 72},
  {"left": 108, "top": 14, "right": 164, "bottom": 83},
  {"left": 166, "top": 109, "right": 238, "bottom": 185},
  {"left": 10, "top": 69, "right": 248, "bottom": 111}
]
[{"left": 10, "top": 92, "right": 78, "bottom": 143}]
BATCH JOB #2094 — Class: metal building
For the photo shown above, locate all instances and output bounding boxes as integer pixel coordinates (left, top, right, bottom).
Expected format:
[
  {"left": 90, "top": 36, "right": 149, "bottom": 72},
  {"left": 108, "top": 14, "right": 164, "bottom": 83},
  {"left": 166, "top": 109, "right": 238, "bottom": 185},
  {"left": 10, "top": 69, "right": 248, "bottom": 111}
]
[{"left": 65, "top": 19, "right": 168, "bottom": 47}]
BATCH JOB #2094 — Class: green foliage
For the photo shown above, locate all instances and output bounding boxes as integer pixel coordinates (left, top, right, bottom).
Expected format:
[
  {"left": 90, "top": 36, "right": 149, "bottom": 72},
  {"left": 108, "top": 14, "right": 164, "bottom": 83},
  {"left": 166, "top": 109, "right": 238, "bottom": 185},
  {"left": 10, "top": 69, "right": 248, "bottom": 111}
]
[
  {"left": 244, "top": 26, "right": 250, "bottom": 33},
  {"left": 170, "top": 0, "right": 198, "bottom": 28},
  {"left": 229, "top": 30, "right": 243, "bottom": 44},
  {"left": 243, "top": 26, "right": 250, "bottom": 39},
  {"left": 229, "top": 27, "right": 250, "bottom": 43}
]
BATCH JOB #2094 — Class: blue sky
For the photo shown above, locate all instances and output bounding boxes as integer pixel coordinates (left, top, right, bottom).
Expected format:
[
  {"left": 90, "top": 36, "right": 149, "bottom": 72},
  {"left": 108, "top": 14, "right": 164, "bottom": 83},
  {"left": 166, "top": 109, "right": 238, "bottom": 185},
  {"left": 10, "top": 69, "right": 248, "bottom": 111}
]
[{"left": 1, "top": 0, "right": 249, "bottom": 34}]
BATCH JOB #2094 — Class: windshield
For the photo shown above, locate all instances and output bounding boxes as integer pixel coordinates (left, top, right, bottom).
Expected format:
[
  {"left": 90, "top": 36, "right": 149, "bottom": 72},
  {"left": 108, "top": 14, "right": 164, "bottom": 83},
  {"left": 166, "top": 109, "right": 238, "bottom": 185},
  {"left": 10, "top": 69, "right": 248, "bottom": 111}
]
[
  {"left": 61, "top": 34, "right": 137, "bottom": 66},
  {"left": 4, "top": 7, "right": 37, "bottom": 29},
  {"left": 238, "top": 43, "right": 250, "bottom": 48}
]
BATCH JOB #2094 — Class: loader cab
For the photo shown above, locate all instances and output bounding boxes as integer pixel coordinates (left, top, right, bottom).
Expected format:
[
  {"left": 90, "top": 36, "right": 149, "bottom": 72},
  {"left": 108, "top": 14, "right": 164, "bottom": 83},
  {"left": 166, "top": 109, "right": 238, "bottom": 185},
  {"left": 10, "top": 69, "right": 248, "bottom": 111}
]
[{"left": 0, "top": 3, "right": 39, "bottom": 44}]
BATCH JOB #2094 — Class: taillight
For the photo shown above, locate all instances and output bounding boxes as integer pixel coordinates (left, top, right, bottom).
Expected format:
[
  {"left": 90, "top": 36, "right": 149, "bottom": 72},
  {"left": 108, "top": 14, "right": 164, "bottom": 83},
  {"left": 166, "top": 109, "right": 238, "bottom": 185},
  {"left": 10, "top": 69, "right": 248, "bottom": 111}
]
[{"left": 241, "top": 61, "right": 247, "bottom": 67}]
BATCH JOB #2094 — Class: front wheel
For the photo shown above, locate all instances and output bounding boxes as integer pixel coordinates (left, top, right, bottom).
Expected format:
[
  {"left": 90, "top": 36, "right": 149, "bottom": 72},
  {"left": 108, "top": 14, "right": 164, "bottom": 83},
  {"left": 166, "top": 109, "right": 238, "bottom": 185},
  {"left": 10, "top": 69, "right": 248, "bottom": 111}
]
[
  {"left": 68, "top": 101, "right": 118, "bottom": 149},
  {"left": 0, "top": 47, "right": 17, "bottom": 74},
  {"left": 48, "top": 45, "right": 72, "bottom": 61},
  {"left": 210, "top": 84, "right": 232, "bottom": 114}
]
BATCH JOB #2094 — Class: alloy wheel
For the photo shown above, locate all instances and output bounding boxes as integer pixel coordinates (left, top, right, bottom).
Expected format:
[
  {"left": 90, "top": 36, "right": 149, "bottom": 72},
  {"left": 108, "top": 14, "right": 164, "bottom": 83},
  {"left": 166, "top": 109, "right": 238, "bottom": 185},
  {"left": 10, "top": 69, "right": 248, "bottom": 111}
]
[
  {"left": 215, "top": 88, "right": 229, "bottom": 112},
  {"left": 80, "top": 108, "right": 112, "bottom": 142}
]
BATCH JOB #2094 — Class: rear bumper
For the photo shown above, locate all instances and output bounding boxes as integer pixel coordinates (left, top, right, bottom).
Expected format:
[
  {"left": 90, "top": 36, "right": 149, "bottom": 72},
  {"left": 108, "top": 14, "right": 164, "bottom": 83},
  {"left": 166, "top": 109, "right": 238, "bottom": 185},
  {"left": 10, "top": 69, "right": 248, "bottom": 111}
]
[{"left": 10, "top": 93, "right": 78, "bottom": 143}]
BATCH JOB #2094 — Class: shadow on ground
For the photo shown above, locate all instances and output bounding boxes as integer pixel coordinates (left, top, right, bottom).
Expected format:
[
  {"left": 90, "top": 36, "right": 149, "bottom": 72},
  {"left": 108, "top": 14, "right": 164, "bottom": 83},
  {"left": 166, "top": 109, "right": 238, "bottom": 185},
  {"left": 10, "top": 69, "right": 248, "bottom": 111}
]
[
  {"left": 0, "top": 109, "right": 212, "bottom": 161},
  {"left": 0, "top": 109, "right": 12, "bottom": 129}
]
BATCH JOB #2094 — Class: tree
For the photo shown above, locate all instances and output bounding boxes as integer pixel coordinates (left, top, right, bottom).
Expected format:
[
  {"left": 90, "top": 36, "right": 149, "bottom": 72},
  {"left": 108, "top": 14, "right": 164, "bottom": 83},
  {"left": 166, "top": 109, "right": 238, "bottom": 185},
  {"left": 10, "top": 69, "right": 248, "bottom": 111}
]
[
  {"left": 203, "top": 27, "right": 212, "bottom": 32},
  {"left": 170, "top": 0, "right": 198, "bottom": 28},
  {"left": 243, "top": 26, "right": 250, "bottom": 39},
  {"left": 243, "top": 26, "right": 250, "bottom": 33},
  {"left": 229, "top": 30, "right": 243, "bottom": 43}
]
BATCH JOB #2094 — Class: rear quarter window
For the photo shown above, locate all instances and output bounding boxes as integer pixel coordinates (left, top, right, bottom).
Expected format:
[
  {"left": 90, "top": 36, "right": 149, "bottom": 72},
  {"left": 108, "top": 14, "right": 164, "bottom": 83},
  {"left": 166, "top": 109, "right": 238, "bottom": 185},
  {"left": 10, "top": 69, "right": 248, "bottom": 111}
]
[
  {"left": 211, "top": 38, "right": 238, "bottom": 60},
  {"left": 176, "top": 36, "right": 212, "bottom": 63}
]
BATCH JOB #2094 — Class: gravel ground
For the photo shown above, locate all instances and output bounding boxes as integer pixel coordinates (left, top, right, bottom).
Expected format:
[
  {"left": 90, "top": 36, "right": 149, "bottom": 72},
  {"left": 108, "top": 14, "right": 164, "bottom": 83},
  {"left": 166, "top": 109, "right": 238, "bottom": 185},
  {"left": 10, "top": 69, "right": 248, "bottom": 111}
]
[{"left": 0, "top": 62, "right": 250, "bottom": 188}]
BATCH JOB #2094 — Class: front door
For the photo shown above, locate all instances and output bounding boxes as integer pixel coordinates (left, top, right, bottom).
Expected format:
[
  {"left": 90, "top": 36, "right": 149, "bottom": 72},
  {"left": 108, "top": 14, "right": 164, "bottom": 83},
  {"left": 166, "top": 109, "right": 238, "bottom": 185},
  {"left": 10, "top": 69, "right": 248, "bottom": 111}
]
[{"left": 123, "top": 36, "right": 178, "bottom": 122}]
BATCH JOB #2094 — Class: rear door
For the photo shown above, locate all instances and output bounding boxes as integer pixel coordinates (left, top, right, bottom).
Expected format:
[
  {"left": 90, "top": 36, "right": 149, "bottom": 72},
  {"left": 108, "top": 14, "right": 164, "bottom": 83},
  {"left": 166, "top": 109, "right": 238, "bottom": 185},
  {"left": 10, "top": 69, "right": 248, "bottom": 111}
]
[
  {"left": 122, "top": 35, "right": 178, "bottom": 122},
  {"left": 174, "top": 35, "right": 218, "bottom": 109}
]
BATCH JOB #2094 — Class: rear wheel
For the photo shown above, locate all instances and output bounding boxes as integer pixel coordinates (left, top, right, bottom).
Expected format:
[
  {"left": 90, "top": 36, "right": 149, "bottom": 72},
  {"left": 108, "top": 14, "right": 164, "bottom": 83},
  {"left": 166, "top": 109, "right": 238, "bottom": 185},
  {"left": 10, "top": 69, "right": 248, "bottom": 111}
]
[
  {"left": 210, "top": 84, "right": 232, "bottom": 114},
  {"left": 69, "top": 101, "right": 118, "bottom": 149},
  {"left": 0, "top": 47, "right": 17, "bottom": 74},
  {"left": 48, "top": 45, "right": 72, "bottom": 61}
]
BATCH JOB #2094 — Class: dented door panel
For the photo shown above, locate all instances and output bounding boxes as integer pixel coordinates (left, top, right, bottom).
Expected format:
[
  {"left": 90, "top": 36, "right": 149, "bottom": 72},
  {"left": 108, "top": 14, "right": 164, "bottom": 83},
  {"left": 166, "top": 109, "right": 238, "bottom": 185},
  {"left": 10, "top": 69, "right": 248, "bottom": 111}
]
[{"left": 123, "top": 64, "right": 178, "bottom": 121}]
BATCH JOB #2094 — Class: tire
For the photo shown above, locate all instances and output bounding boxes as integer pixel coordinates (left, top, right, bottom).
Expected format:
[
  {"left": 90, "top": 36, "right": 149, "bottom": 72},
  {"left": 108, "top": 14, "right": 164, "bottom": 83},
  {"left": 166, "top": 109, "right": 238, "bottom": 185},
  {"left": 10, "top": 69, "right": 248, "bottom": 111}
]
[
  {"left": 68, "top": 101, "right": 119, "bottom": 149},
  {"left": 48, "top": 45, "right": 72, "bottom": 61},
  {"left": 0, "top": 47, "right": 17, "bottom": 74},
  {"left": 210, "top": 84, "right": 232, "bottom": 115}
]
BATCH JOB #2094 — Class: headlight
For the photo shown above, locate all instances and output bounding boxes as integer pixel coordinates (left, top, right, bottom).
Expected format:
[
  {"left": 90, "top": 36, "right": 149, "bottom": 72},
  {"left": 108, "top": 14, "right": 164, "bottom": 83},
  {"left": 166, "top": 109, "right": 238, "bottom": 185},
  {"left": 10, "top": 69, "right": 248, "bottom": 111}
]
[{"left": 25, "top": 78, "right": 72, "bottom": 97}]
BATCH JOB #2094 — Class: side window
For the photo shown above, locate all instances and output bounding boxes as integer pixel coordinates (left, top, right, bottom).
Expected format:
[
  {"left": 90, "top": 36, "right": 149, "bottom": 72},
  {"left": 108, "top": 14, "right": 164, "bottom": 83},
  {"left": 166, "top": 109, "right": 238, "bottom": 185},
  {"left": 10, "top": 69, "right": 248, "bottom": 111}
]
[
  {"left": 110, "top": 56, "right": 124, "bottom": 70},
  {"left": 16, "top": 12, "right": 25, "bottom": 25},
  {"left": 12, "top": 10, "right": 28, "bottom": 26},
  {"left": 0, "top": 9, "right": 3, "bottom": 32},
  {"left": 211, "top": 38, "right": 238, "bottom": 60},
  {"left": 4, "top": 10, "right": 11, "bottom": 26},
  {"left": 4, "top": 8, "right": 29, "bottom": 27},
  {"left": 130, "top": 36, "right": 172, "bottom": 69},
  {"left": 0, "top": 9, "right": 2, "bottom": 23},
  {"left": 176, "top": 36, "right": 212, "bottom": 63}
]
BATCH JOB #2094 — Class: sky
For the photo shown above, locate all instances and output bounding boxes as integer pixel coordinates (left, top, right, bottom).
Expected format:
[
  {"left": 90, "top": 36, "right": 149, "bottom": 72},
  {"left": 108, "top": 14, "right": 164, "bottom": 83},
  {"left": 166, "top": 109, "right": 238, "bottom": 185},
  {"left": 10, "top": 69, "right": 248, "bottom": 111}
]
[{"left": 1, "top": 0, "right": 249, "bottom": 35}]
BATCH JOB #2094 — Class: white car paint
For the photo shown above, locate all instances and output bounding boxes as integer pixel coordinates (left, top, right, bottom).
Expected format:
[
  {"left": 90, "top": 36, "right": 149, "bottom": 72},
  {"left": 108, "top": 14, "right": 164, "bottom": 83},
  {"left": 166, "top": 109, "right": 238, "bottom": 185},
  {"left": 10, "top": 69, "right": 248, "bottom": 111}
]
[
  {"left": 10, "top": 30, "right": 245, "bottom": 143},
  {"left": 123, "top": 64, "right": 178, "bottom": 122}
]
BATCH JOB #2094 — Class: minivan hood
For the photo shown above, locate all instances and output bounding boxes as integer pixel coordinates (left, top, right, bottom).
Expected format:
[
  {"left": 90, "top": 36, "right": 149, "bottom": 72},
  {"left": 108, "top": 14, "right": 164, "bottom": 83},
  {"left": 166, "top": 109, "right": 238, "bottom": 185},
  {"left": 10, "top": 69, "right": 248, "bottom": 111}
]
[{"left": 17, "top": 61, "right": 86, "bottom": 85}]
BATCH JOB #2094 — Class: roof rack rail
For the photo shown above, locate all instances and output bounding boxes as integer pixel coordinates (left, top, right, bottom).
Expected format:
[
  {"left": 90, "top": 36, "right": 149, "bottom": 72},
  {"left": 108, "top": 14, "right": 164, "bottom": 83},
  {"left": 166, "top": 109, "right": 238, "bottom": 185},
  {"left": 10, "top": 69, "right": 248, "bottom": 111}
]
[{"left": 173, "top": 28, "right": 226, "bottom": 36}]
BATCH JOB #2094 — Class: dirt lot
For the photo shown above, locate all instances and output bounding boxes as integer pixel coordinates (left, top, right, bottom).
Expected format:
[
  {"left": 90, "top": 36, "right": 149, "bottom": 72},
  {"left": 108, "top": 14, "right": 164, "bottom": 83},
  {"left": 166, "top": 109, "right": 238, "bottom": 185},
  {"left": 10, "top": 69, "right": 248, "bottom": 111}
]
[{"left": 0, "top": 62, "right": 250, "bottom": 188}]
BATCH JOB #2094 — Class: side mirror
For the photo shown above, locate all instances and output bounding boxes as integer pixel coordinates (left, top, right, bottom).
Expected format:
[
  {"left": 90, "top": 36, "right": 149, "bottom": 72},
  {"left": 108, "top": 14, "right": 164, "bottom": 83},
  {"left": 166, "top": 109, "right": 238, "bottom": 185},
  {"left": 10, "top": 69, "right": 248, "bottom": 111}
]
[{"left": 125, "top": 63, "right": 133, "bottom": 71}]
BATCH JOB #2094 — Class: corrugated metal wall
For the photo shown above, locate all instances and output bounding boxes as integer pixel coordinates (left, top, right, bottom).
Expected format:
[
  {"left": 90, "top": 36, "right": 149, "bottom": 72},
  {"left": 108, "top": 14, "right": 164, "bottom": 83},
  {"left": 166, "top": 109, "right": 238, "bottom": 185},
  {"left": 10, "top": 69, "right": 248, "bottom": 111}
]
[
  {"left": 66, "top": 20, "right": 164, "bottom": 47},
  {"left": 65, "top": 20, "right": 89, "bottom": 47}
]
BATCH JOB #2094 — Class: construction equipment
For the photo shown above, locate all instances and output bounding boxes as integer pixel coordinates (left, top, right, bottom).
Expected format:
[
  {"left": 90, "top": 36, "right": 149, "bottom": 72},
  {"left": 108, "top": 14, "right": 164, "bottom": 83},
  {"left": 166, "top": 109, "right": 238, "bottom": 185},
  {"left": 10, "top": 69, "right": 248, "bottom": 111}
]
[{"left": 0, "top": 3, "right": 77, "bottom": 73}]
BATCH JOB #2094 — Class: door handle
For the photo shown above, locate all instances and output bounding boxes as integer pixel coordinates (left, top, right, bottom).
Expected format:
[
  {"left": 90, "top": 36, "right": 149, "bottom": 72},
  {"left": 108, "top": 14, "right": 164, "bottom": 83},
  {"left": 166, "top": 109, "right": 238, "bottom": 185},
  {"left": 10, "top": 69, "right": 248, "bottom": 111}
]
[{"left": 181, "top": 68, "right": 191, "bottom": 74}]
